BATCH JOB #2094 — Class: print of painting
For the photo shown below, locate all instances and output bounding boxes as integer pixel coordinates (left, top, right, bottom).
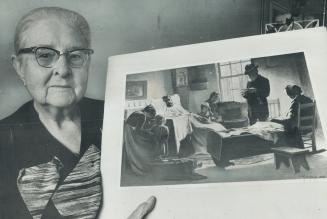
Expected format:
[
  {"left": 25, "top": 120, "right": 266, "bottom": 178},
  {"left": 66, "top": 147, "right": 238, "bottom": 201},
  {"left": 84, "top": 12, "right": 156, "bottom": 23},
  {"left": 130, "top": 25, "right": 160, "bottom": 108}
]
[{"left": 121, "top": 52, "right": 327, "bottom": 187}]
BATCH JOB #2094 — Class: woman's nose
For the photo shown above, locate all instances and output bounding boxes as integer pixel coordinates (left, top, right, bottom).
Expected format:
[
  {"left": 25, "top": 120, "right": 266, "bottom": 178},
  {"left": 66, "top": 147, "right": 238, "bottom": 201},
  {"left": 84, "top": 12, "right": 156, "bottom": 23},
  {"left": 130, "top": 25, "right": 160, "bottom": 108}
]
[{"left": 53, "top": 55, "right": 71, "bottom": 77}]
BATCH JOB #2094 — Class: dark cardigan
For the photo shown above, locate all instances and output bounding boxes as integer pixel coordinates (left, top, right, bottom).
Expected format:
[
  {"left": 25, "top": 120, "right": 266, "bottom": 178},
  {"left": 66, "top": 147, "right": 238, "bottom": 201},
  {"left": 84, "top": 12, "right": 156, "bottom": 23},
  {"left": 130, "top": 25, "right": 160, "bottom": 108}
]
[{"left": 0, "top": 98, "right": 104, "bottom": 219}]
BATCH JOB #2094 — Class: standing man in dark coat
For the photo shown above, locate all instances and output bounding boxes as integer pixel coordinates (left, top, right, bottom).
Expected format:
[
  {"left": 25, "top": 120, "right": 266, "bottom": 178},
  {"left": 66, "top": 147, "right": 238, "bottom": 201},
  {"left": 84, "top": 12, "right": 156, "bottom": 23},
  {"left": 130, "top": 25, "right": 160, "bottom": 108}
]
[{"left": 241, "top": 64, "right": 270, "bottom": 125}]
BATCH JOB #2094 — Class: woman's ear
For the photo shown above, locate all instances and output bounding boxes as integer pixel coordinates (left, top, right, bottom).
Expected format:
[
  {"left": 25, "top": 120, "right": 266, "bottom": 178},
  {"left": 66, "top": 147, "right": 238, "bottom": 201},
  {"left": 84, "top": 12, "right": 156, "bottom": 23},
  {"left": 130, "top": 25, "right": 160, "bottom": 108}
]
[{"left": 11, "top": 55, "right": 25, "bottom": 85}]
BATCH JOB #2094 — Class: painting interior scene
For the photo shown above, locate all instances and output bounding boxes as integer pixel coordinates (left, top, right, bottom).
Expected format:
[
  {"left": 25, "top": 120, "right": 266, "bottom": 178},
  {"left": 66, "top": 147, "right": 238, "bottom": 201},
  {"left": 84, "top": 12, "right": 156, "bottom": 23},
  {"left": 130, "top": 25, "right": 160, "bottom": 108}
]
[{"left": 121, "top": 52, "right": 327, "bottom": 187}]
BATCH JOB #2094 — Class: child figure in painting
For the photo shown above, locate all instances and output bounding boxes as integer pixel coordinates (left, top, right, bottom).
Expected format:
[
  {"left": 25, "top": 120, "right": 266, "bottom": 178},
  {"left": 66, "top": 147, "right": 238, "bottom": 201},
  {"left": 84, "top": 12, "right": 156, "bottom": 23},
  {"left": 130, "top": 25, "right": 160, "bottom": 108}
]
[
  {"left": 152, "top": 115, "right": 170, "bottom": 158},
  {"left": 196, "top": 102, "right": 214, "bottom": 124}
]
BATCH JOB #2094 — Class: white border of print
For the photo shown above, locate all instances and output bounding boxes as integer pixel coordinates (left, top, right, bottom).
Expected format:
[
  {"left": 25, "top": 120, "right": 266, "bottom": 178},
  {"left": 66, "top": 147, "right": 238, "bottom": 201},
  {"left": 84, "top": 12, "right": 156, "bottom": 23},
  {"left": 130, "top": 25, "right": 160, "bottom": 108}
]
[{"left": 101, "top": 28, "right": 327, "bottom": 219}]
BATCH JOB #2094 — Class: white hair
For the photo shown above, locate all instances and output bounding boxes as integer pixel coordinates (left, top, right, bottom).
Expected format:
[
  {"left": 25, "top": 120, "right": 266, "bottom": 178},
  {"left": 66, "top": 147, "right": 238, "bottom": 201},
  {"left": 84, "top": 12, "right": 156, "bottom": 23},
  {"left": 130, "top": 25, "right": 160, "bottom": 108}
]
[{"left": 14, "top": 7, "right": 91, "bottom": 54}]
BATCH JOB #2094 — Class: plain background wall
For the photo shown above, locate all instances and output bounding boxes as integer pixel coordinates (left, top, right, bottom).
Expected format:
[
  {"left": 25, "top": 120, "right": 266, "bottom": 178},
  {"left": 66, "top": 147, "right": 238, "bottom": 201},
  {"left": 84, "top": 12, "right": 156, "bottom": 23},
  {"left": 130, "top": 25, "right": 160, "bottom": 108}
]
[
  {"left": 187, "top": 64, "right": 219, "bottom": 113},
  {"left": 0, "top": 0, "right": 263, "bottom": 119}
]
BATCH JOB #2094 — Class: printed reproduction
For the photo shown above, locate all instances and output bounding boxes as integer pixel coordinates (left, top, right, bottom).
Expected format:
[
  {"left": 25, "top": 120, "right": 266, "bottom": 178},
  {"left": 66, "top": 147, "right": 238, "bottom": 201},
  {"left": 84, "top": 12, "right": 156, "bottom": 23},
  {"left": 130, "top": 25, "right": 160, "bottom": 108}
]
[{"left": 120, "top": 52, "right": 326, "bottom": 187}]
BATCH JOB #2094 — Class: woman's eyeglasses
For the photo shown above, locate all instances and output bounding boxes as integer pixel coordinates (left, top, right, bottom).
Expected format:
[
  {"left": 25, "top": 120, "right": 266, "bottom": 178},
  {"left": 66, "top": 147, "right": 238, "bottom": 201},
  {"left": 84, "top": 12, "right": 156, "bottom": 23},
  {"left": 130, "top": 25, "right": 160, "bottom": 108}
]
[{"left": 17, "top": 47, "right": 94, "bottom": 68}]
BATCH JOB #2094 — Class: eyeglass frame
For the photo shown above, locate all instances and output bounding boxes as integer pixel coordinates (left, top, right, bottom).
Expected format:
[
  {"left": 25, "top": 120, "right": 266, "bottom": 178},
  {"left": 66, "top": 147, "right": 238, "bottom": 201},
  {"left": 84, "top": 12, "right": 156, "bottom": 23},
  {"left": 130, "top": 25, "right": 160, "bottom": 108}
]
[{"left": 16, "top": 46, "right": 94, "bottom": 68}]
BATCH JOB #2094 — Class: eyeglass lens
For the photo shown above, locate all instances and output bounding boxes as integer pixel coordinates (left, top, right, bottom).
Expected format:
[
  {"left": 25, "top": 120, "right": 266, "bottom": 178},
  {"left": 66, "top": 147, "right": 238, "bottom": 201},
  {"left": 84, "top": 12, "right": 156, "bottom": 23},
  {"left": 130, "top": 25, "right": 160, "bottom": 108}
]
[{"left": 35, "top": 48, "right": 90, "bottom": 68}]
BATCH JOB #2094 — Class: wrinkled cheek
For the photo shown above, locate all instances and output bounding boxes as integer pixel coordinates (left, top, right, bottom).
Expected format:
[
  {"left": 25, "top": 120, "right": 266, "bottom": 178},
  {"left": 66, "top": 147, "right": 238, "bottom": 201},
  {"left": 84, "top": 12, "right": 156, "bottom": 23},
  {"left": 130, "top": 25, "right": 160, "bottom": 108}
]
[
  {"left": 23, "top": 64, "right": 50, "bottom": 104},
  {"left": 74, "top": 86, "right": 85, "bottom": 101},
  {"left": 25, "top": 83, "right": 47, "bottom": 104},
  {"left": 76, "top": 73, "right": 89, "bottom": 98}
]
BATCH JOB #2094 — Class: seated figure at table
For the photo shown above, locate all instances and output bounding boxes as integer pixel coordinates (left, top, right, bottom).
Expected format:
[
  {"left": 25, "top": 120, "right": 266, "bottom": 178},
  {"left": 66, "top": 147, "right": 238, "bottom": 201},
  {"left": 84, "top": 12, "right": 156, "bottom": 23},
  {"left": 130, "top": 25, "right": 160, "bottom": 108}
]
[
  {"left": 151, "top": 115, "right": 170, "bottom": 158},
  {"left": 190, "top": 102, "right": 225, "bottom": 155},
  {"left": 271, "top": 85, "right": 313, "bottom": 148},
  {"left": 205, "top": 91, "right": 221, "bottom": 121},
  {"left": 194, "top": 102, "right": 214, "bottom": 124}
]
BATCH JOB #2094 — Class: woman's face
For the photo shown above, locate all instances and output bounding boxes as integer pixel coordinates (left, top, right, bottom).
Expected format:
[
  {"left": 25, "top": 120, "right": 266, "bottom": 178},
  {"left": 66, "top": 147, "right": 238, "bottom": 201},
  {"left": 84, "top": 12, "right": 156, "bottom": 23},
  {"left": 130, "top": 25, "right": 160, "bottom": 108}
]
[
  {"left": 201, "top": 106, "right": 209, "bottom": 114},
  {"left": 164, "top": 97, "right": 173, "bottom": 107},
  {"left": 12, "top": 18, "right": 90, "bottom": 108}
]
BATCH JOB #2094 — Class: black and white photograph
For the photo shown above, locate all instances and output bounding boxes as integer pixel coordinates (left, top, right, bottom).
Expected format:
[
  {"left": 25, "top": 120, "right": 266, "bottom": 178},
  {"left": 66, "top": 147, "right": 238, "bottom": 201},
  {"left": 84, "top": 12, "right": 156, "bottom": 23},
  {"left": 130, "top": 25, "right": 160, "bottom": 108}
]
[
  {"left": 121, "top": 52, "right": 326, "bottom": 187},
  {"left": 1, "top": 0, "right": 327, "bottom": 218}
]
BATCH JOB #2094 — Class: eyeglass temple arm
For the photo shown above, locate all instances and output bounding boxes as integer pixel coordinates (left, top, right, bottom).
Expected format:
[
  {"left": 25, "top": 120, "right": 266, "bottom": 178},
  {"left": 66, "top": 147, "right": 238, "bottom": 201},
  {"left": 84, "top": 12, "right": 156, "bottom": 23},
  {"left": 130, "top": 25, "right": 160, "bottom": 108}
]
[{"left": 17, "top": 47, "right": 36, "bottom": 55}]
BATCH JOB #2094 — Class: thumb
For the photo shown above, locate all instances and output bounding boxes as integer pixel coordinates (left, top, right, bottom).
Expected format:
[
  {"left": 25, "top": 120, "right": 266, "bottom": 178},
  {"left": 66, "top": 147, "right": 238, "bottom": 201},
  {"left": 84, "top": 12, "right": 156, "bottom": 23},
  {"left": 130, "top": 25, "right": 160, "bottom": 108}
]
[{"left": 127, "top": 196, "right": 156, "bottom": 219}]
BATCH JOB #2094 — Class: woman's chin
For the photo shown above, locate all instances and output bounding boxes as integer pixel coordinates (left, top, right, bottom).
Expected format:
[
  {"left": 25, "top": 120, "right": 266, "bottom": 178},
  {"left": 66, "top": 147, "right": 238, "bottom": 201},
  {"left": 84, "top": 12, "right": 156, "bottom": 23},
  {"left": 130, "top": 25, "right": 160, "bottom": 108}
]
[{"left": 45, "top": 95, "right": 78, "bottom": 108}]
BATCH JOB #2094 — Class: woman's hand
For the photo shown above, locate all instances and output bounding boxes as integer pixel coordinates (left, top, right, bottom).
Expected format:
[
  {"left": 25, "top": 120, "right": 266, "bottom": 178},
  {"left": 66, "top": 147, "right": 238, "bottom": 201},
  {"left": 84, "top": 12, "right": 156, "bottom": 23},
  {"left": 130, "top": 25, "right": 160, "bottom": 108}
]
[{"left": 127, "top": 196, "right": 156, "bottom": 219}]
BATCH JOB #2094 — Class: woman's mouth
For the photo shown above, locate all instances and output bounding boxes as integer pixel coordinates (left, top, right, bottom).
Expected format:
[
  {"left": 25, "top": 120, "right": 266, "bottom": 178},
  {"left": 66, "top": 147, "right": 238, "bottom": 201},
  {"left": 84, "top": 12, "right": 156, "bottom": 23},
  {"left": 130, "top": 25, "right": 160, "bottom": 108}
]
[{"left": 48, "top": 85, "right": 73, "bottom": 92}]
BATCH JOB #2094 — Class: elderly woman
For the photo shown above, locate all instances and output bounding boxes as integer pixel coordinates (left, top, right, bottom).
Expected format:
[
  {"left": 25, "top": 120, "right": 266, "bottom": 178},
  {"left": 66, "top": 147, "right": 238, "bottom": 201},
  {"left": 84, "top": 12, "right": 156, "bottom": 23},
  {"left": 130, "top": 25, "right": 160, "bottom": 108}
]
[{"left": 0, "top": 7, "right": 154, "bottom": 219}]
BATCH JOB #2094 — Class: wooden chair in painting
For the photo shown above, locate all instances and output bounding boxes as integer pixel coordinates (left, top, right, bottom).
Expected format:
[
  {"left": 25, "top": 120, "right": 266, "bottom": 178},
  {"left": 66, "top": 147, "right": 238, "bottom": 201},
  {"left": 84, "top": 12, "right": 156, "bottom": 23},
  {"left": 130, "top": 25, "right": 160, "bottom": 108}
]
[{"left": 271, "top": 100, "right": 318, "bottom": 173}]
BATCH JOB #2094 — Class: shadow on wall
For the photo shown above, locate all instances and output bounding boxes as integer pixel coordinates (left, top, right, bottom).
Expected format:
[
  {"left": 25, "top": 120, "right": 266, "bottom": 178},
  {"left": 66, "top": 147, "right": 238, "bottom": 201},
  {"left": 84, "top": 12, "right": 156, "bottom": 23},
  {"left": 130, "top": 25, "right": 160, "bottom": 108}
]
[{"left": 253, "top": 52, "right": 312, "bottom": 116}]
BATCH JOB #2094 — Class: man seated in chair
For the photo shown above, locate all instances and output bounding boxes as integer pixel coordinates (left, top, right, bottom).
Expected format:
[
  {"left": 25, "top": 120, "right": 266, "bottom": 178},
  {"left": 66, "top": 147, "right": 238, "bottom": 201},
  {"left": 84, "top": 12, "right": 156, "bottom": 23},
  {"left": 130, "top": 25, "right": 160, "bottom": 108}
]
[{"left": 272, "top": 85, "right": 313, "bottom": 148}]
